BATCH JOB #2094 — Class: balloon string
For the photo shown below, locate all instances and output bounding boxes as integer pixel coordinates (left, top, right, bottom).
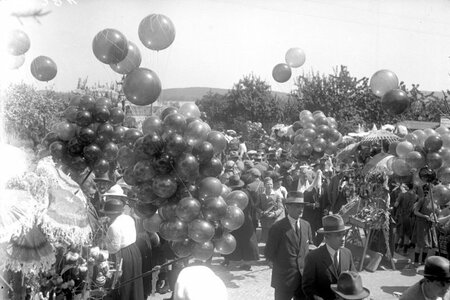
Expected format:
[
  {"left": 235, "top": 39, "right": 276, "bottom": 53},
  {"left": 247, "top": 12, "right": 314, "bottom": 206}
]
[{"left": 169, "top": 161, "right": 193, "bottom": 199}]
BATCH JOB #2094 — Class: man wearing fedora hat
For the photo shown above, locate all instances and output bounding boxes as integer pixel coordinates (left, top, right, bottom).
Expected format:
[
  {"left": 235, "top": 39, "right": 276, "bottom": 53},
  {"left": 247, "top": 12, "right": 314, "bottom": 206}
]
[
  {"left": 400, "top": 256, "right": 450, "bottom": 300},
  {"left": 265, "top": 191, "right": 313, "bottom": 300},
  {"left": 331, "top": 271, "right": 370, "bottom": 300},
  {"left": 302, "top": 214, "right": 356, "bottom": 300}
]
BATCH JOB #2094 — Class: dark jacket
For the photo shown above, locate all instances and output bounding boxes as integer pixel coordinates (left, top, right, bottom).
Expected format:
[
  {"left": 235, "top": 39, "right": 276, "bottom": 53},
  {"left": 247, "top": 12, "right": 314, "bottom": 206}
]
[
  {"left": 265, "top": 217, "right": 312, "bottom": 294},
  {"left": 302, "top": 244, "right": 356, "bottom": 300}
]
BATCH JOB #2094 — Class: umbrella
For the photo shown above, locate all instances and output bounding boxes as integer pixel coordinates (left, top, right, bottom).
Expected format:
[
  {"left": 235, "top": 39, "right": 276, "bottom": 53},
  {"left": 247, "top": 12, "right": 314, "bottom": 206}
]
[
  {"left": 336, "top": 142, "right": 360, "bottom": 162},
  {"left": 0, "top": 189, "right": 38, "bottom": 243},
  {"left": 360, "top": 130, "right": 400, "bottom": 144},
  {"left": 36, "top": 157, "right": 92, "bottom": 245},
  {"left": 362, "top": 153, "right": 395, "bottom": 176}
]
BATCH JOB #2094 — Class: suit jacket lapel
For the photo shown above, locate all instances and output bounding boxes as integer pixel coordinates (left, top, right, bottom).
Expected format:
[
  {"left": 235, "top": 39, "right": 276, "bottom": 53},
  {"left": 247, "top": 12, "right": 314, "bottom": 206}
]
[
  {"left": 284, "top": 218, "right": 300, "bottom": 245},
  {"left": 320, "top": 245, "right": 339, "bottom": 280},
  {"left": 339, "top": 249, "right": 348, "bottom": 274}
]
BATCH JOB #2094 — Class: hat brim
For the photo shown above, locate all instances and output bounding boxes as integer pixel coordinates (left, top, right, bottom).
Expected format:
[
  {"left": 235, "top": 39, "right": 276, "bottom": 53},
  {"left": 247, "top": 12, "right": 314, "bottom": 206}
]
[
  {"left": 103, "top": 194, "right": 129, "bottom": 199},
  {"left": 98, "top": 208, "right": 124, "bottom": 215},
  {"left": 317, "top": 225, "right": 352, "bottom": 234},
  {"left": 285, "top": 200, "right": 308, "bottom": 205},
  {"left": 228, "top": 181, "right": 245, "bottom": 189},
  {"left": 330, "top": 285, "right": 370, "bottom": 300},
  {"left": 418, "top": 269, "right": 450, "bottom": 280}
]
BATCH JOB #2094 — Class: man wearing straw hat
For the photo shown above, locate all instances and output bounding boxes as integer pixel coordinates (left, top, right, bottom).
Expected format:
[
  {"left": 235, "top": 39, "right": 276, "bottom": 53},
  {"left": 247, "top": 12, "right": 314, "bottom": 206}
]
[
  {"left": 265, "top": 191, "right": 313, "bottom": 300},
  {"left": 302, "top": 214, "right": 356, "bottom": 300}
]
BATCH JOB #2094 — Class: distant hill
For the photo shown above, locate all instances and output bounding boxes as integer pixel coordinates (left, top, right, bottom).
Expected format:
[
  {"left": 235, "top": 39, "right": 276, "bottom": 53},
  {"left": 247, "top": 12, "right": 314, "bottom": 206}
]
[{"left": 157, "top": 87, "right": 290, "bottom": 103}]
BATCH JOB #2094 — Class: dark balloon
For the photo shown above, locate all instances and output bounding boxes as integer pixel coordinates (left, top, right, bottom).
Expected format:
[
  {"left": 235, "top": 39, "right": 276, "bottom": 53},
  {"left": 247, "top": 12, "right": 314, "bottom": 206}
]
[
  {"left": 83, "top": 144, "right": 102, "bottom": 163},
  {"left": 79, "top": 95, "right": 96, "bottom": 112},
  {"left": 76, "top": 110, "right": 93, "bottom": 127},
  {"left": 97, "top": 123, "right": 115, "bottom": 139},
  {"left": 94, "top": 134, "right": 110, "bottom": 148},
  {"left": 152, "top": 153, "right": 174, "bottom": 175},
  {"left": 142, "top": 116, "right": 163, "bottom": 135},
  {"left": 200, "top": 157, "right": 223, "bottom": 178},
  {"left": 202, "top": 196, "right": 227, "bottom": 221},
  {"left": 109, "top": 107, "right": 125, "bottom": 124},
  {"left": 63, "top": 106, "right": 79, "bottom": 123},
  {"left": 191, "top": 240, "right": 214, "bottom": 261},
  {"left": 30, "top": 56, "right": 57, "bottom": 81},
  {"left": 176, "top": 197, "right": 201, "bottom": 222},
  {"left": 123, "top": 68, "right": 161, "bottom": 106},
  {"left": 138, "top": 14, "right": 176, "bottom": 51},
  {"left": 165, "top": 133, "right": 187, "bottom": 157},
  {"left": 92, "top": 158, "right": 110, "bottom": 176},
  {"left": 133, "top": 160, "right": 156, "bottom": 182},
  {"left": 78, "top": 127, "right": 96, "bottom": 145},
  {"left": 112, "top": 126, "right": 127, "bottom": 143},
  {"left": 214, "top": 233, "right": 236, "bottom": 255},
  {"left": 424, "top": 135, "right": 443, "bottom": 153},
  {"left": 123, "top": 128, "right": 143, "bottom": 147},
  {"left": 192, "top": 141, "right": 214, "bottom": 163},
  {"left": 142, "top": 132, "right": 164, "bottom": 156},
  {"left": 381, "top": 89, "right": 410, "bottom": 115},
  {"left": 175, "top": 153, "right": 199, "bottom": 182},
  {"left": 158, "top": 203, "right": 178, "bottom": 221},
  {"left": 163, "top": 113, "right": 187, "bottom": 135},
  {"left": 188, "top": 219, "right": 215, "bottom": 243},
  {"left": 427, "top": 152, "right": 443, "bottom": 170},
  {"left": 67, "top": 138, "right": 84, "bottom": 156},
  {"left": 197, "top": 177, "right": 223, "bottom": 200},
  {"left": 134, "top": 201, "right": 158, "bottom": 219},
  {"left": 93, "top": 106, "right": 110, "bottom": 123},
  {"left": 419, "top": 166, "right": 436, "bottom": 183},
  {"left": 207, "top": 131, "right": 227, "bottom": 154},
  {"left": 95, "top": 97, "right": 113, "bottom": 110},
  {"left": 68, "top": 155, "right": 88, "bottom": 172},
  {"left": 161, "top": 107, "right": 178, "bottom": 120},
  {"left": 272, "top": 63, "right": 291, "bottom": 83},
  {"left": 152, "top": 174, "right": 178, "bottom": 198},
  {"left": 92, "top": 28, "right": 128, "bottom": 64},
  {"left": 159, "top": 219, "right": 188, "bottom": 241},
  {"left": 103, "top": 142, "right": 119, "bottom": 161},
  {"left": 171, "top": 239, "right": 195, "bottom": 258},
  {"left": 110, "top": 41, "right": 142, "bottom": 74},
  {"left": 54, "top": 121, "right": 77, "bottom": 141}
]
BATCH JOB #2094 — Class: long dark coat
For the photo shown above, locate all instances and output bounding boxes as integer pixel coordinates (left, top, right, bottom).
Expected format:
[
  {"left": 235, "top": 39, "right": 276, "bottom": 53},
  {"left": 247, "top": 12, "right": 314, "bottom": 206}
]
[
  {"left": 265, "top": 217, "right": 312, "bottom": 298},
  {"left": 302, "top": 245, "right": 356, "bottom": 300}
]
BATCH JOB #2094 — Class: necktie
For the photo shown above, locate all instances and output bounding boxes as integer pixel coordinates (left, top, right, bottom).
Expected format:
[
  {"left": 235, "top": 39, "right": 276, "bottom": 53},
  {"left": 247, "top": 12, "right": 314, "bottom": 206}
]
[
  {"left": 334, "top": 250, "right": 340, "bottom": 274},
  {"left": 295, "top": 220, "right": 300, "bottom": 238}
]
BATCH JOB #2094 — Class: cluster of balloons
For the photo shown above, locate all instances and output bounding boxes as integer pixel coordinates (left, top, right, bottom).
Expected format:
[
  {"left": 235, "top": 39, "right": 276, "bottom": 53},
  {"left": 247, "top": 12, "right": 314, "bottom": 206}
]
[
  {"left": 289, "top": 110, "right": 342, "bottom": 161},
  {"left": 272, "top": 47, "right": 306, "bottom": 83},
  {"left": 115, "top": 103, "right": 245, "bottom": 260},
  {"left": 5, "top": 29, "right": 30, "bottom": 70},
  {"left": 44, "top": 94, "right": 125, "bottom": 177},
  {"left": 369, "top": 70, "right": 409, "bottom": 115},
  {"left": 386, "top": 127, "right": 450, "bottom": 198}
]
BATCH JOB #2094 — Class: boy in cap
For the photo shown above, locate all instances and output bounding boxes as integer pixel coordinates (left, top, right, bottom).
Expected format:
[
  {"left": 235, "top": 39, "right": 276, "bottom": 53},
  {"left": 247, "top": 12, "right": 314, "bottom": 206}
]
[
  {"left": 265, "top": 191, "right": 313, "bottom": 300},
  {"left": 302, "top": 214, "right": 356, "bottom": 300},
  {"left": 400, "top": 256, "right": 450, "bottom": 300}
]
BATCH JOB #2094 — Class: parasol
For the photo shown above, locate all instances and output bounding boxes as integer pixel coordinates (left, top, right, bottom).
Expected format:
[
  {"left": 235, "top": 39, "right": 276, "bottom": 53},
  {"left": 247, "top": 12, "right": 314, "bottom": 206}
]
[
  {"left": 360, "top": 130, "right": 400, "bottom": 144},
  {"left": 336, "top": 142, "right": 360, "bottom": 162},
  {"left": 0, "top": 143, "right": 29, "bottom": 188},
  {"left": 0, "top": 189, "right": 38, "bottom": 244},
  {"left": 36, "top": 157, "right": 92, "bottom": 245},
  {"left": 362, "top": 153, "right": 395, "bottom": 176},
  {"left": 2, "top": 225, "right": 55, "bottom": 274}
]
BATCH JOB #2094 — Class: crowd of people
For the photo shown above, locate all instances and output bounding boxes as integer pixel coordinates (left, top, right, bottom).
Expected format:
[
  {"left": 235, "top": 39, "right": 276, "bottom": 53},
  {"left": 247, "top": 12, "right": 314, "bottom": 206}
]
[{"left": 89, "top": 137, "right": 450, "bottom": 300}]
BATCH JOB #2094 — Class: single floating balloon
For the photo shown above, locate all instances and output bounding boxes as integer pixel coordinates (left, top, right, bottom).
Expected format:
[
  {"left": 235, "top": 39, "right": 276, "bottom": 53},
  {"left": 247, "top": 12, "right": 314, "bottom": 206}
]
[
  {"left": 5, "top": 54, "right": 25, "bottom": 70},
  {"left": 381, "top": 89, "right": 409, "bottom": 115},
  {"left": 7, "top": 29, "right": 30, "bottom": 56},
  {"left": 370, "top": 69, "right": 399, "bottom": 97},
  {"left": 110, "top": 41, "right": 142, "bottom": 74},
  {"left": 272, "top": 63, "right": 292, "bottom": 83},
  {"left": 123, "top": 67, "right": 161, "bottom": 106},
  {"left": 92, "top": 28, "right": 128, "bottom": 64},
  {"left": 30, "top": 56, "right": 57, "bottom": 81},
  {"left": 138, "top": 14, "right": 176, "bottom": 51},
  {"left": 285, "top": 47, "right": 306, "bottom": 68}
]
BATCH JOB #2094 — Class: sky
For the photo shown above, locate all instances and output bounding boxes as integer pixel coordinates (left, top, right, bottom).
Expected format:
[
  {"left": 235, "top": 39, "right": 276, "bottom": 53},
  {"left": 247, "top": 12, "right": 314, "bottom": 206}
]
[{"left": 2, "top": 0, "right": 450, "bottom": 94}]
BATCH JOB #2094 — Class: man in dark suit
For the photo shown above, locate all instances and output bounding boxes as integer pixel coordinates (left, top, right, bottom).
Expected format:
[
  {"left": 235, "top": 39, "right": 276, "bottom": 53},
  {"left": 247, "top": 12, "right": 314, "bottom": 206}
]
[
  {"left": 302, "top": 214, "right": 356, "bottom": 300},
  {"left": 265, "top": 191, "right": 314, "bottom": 300}
]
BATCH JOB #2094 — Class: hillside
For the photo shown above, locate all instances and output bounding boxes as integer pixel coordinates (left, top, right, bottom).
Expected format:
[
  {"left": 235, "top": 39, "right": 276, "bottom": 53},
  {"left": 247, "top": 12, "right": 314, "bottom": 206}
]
[{"left": 157, "top": 87, "right": 290, "bottom": 103}]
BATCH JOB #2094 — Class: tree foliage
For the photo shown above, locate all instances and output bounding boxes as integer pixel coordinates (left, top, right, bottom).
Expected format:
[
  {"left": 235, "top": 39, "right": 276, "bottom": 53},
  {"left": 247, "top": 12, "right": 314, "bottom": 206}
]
[{"left": 3, "top": 83, "right": 68, "bottom": 148}]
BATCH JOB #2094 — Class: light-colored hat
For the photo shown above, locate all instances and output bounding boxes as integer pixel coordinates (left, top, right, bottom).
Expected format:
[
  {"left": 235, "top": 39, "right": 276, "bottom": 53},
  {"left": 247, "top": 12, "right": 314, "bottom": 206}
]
[
  {"left": 285, "top": 191, "right": 307, "bottom": 205},
  {"left": 103, "top": 184, "right": 128, "bottom": 199},
  {"left": 317, "top": 214, "right": 351, "bottom": 234}
]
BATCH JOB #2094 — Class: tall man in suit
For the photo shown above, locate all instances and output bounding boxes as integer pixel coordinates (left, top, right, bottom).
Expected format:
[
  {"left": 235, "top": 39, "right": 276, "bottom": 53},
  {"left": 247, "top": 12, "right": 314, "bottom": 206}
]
[
  {"left": 302, "top": 214, "right": 356, "bottom": 300},
  {"left": 265, "top": 191, "right": 314, "bottom": 300}
]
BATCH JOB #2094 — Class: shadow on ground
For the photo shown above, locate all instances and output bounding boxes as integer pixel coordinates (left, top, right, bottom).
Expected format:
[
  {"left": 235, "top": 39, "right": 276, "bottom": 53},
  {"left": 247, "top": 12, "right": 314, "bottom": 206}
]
[{"left": 381, "top": 286, "right": 409, "bottom": 296}]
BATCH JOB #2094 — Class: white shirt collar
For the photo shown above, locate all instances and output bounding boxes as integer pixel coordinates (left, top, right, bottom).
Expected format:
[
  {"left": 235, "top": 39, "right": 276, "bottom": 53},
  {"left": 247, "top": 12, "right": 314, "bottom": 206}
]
[
  {"left": 287, "top": 214, "right": 297, "bottom": 230},
  {"left": 326, "top": 244, "right": 339, "bottom": 262}
]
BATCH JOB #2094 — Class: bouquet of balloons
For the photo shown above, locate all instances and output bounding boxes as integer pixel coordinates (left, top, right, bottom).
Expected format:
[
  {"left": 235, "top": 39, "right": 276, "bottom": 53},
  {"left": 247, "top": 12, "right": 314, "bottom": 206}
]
[
  {"left": 118, "top": 104, "right": 247, "bottom": 260},
  {"left": 387, "top": 127, "right": 450, "bottom": 203},
  {"left": 289, "top": 110, "right": 342, "bottom": 162}
]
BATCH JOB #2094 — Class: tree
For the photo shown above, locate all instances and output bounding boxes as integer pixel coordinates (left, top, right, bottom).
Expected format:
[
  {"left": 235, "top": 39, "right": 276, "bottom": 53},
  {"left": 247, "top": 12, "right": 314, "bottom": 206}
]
[
  {"left": 196, "top": 91, "right": 230, "bottom": 131},
  {"left": 3, "top": 83, "right": 68, "bottom": 149}
]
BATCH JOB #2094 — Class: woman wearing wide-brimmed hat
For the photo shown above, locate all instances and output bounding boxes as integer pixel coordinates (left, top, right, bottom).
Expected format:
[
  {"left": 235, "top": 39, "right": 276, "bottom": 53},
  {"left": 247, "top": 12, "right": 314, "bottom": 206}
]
[
  {"left": 102, "top": 186, "right": 144, "bottom": 300},
  {"left": 222, "top": 175, "right": 259, "bottom": 270}
]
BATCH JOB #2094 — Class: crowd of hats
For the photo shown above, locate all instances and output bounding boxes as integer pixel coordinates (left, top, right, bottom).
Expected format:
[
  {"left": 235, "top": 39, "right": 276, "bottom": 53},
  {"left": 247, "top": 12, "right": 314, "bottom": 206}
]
[
  {"left": 45, "top": 99, "right": 248, "bottom": 261},
  {"left": 386, "top": 127, "right": 450, "bottom": 205},
  {"left": 289, "top": 110, "right": 342, "bottom": 162}
]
